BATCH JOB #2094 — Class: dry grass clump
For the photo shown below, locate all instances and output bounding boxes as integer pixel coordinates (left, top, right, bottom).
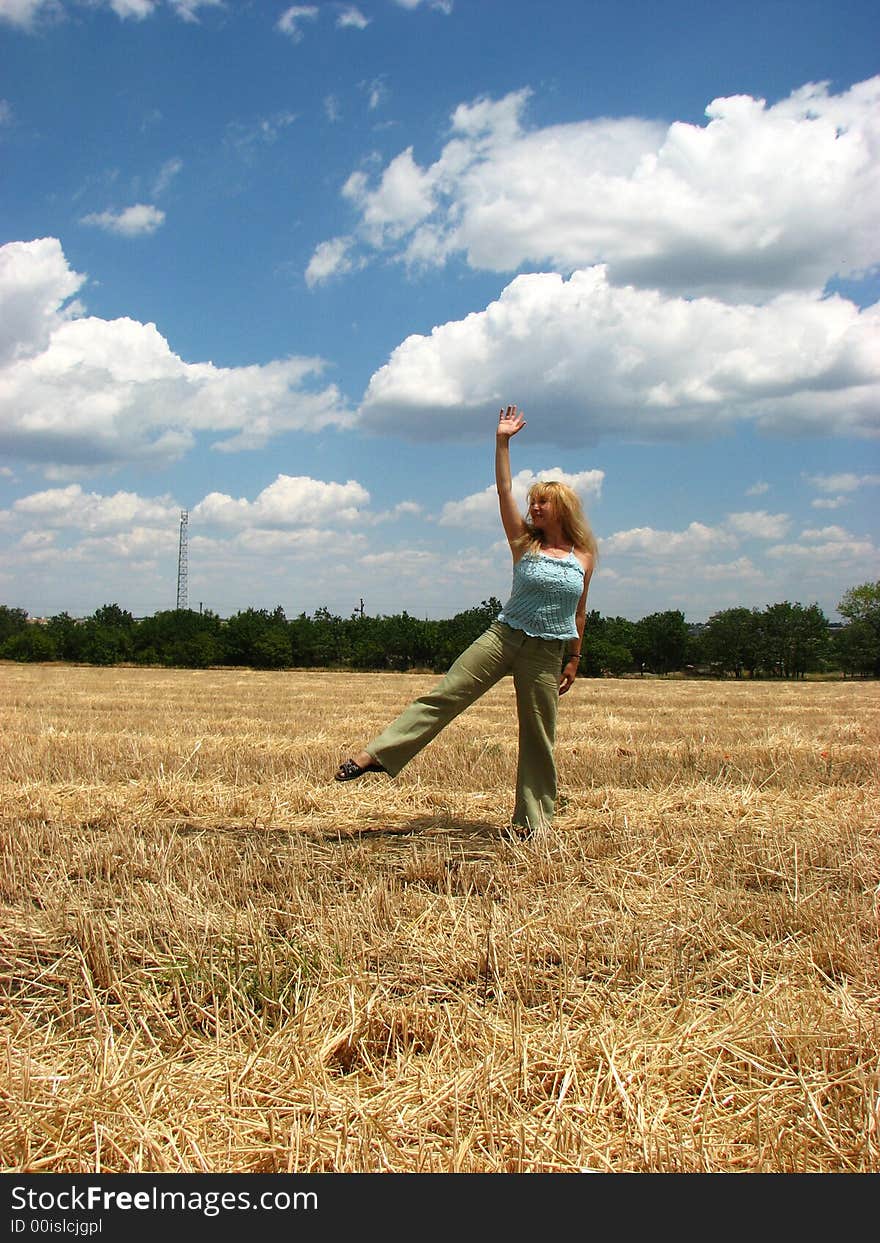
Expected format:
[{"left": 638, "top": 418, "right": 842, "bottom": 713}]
[{"left": 1, "top": 663, "right": 878, "bottom": 1172}]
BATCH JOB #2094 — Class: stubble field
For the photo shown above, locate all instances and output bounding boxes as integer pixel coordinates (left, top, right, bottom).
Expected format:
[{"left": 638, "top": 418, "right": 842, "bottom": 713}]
[{"left": 1, "top": 661, "right": 878, "bottom": 1173}]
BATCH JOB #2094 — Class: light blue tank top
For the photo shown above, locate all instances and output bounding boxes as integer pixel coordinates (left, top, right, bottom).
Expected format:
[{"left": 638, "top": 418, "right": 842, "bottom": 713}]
[{"left": 497, "top": 548, "right": 584, "bottom": 641}]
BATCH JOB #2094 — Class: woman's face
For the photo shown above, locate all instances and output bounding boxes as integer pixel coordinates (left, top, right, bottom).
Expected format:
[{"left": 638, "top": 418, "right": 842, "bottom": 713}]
[{"left": 529, "top": 492, "right": 556, "bottom": 530}]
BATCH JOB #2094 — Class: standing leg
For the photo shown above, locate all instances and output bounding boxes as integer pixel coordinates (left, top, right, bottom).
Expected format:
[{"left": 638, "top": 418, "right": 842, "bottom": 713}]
[
  {"left": 365, "top": 624, "right": 512, "bottom": 777},
  {"left": 510, "top": 639, "right": 562, "bottom": 834}
]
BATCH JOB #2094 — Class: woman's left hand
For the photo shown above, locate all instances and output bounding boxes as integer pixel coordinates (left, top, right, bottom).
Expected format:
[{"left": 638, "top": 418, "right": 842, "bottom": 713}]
[{"left": 559, "top": 663, "right": 578, "bottom": 695}]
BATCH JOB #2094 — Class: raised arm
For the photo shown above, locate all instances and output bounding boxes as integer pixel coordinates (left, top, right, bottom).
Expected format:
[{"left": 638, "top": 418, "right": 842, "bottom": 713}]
[{"left": 496, "top": 405, "right": 528, "bottom": 553}]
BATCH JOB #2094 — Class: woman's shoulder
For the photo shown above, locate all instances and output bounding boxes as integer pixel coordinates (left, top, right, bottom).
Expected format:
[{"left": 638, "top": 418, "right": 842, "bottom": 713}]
[{"left": 572, "top": 547, "right": 595, "bottom": 574}]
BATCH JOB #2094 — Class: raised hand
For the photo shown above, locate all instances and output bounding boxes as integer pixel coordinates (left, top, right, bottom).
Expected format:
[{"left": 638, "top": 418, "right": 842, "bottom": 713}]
[{"left": 496, "top": 404, "right": 526, "bottom": 439}]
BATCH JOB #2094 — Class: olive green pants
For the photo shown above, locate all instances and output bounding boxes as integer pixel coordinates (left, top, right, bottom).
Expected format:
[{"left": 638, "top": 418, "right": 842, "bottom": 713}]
[{"left": 366, "top": 621, "right": 565, "bottom": 833}]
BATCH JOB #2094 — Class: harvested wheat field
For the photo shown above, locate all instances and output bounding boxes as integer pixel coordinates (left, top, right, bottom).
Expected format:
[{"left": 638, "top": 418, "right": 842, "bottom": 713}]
[{"left": 1, "top": 661, "right": 878, "bottom": 1174}]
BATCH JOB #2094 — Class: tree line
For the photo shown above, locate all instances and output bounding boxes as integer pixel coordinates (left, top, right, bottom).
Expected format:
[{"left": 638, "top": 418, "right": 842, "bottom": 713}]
[{"left": 0, "top": 581, "right": 877, "bottom": 678}]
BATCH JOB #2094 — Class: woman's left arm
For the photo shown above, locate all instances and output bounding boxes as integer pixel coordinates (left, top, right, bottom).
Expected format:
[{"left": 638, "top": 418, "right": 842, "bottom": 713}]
[{"left": 559, "top": 559, "right": 593, "bottom": 696}]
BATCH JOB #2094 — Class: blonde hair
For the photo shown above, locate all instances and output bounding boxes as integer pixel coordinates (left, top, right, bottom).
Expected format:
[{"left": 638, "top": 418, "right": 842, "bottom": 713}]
[{"left": 514, "top": 480, "right": 598, "bottom": 561}]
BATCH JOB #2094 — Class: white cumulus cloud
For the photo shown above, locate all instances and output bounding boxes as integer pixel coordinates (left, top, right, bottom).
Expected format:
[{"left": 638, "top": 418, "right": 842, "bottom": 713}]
[
  {"left": 343, "top": 148, "right": 437, "bottom": 247},
  {"left": 361, "top": 549, "right": 436, "bottom": 574},
  {"left": 277, "top": 5, "right": 318, "bottom": 41},
  {"left": 0, "top": 0, "right": 53, "bottom": 26},
  {"left": 0, "top": 237, "right": 83, "bottom": 365},
  {"left": 603, "top": 522, "right": 737, "bottom": 558},
  {"left": 337, "top": 5, "right": 368, "bottom": 29},
  {"left": 13, "top": 484, "right": 178, "bottom": 530},
  {"left": 0, "top": 1, "right": 220, "bottom": 25},
  {"left": 805, "top": 471, "right": 880, "bottom": 492},
  {"left": 192, "top": 475, "right": 372, "bottom": 530},
  {"left": 767, "top": 524, "right": 878, "bottom": 565},
  {"left": 169, "top": 0, "right": 222, "bottom": 21},
  {"left": 811, "top": 497, "right": 848, "bottom": 510},
  {"left": 0, "top": 238, "right": 353, "bottom": 471},
  {"left": 80, "top": 203, "right": 166, "bottom": 236},
  {"left": 319, "top": 77, "right": 880, "bottom": 300},
  {"left": 152, "top": 157, "right": 183, "bottom": 197},
  {"left": 305, "top": 236, "right": 358, "bottom": 287},
  {"left": 358, "top": 266, "right": 880, "bottom": 445},
  {"left": 107, "top": 0, "right": 156, "bottom": 17},
  {"left": 392, "top": 0, "right": 453, "bottom": 13},
  {"left": 804, "top": 470, "right": 880, "bottom": 511},
  {"left": 726, "top": 511, "right": 791, "bottom": 539}
]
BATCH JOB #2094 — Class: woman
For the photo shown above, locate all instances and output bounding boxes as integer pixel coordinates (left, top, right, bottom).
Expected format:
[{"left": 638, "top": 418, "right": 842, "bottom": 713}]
[{"left": 335, "top": 404, "right": 597, "bottom": 838}]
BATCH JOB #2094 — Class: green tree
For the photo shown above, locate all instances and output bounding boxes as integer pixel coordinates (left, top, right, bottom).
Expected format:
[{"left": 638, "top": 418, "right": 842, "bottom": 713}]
[
  {"left": 222, "top": 607, "right": 291, "bottom": 668},
  {"left": 378, "top": 611, "right": 436, "bottom": 670},
  {"left": 758, "top": 601, "right": 828, "bottom": 678},
  {"left": 832, "top": 620, "right": 877, "bottom": 678},
  {"left": 252, "top": 629, "right": 293, "bottom": 669},
  {"left": 46, "top": 612, "right": 86, "bottom": 661},
  {"left": 701, "top": 607, "right": 762, "bottom": 678},
  {"left": 346, "top": 615, "right": 388, "bottom": 670},
  {"left": 579, "top": 612, "right": 635, "bottom": 677},
  {"left": 288, "top": 612, "right": 314, "bottom": 667},
  {"left": 633, "top": 610, "right": 689, "bottom": 675},
  {"left": 587, "top": 636, "right": 634, "bottom": 677},
  {"left": 93, "top": 603, "right": 135, "bottom": 630},
  {"left": 0, "top": 626, "right": 57, "bottom": 662},
  {"left": 79, "top": 622, "right": 131, "bottom": 665},
  {"left": 837, "top": 581, "right": 880, "bottom": 676},
  {"left": 304, "top": 606, "right": 345, "bottom": 667},
  {"left": 0, "top": 605, "right": 29, "bottom": 645},
  {"left": 75, "top": 603, "right": 135, "bottom": 665},
  {"left": 838, "top": 580, "right": 880, "bottom": 629},
  {"left": 134, "top": 609, "right": 223, "bottom": 667}
]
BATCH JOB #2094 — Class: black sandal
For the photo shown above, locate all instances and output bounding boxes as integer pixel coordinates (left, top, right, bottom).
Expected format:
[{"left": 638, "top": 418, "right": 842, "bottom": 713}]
[{"left": 334, "top": 757, "right": 387, "bottom": 782}]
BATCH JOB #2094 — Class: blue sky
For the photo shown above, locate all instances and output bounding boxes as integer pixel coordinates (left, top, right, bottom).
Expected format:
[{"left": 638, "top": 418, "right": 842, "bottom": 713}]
[{"left": 1, "top": 0, "right": 878, "bottom": 625}]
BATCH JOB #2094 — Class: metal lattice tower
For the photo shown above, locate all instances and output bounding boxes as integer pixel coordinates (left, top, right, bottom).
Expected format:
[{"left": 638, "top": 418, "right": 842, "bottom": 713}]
[{"left": 176, "top": 510, "right": 189, "bottom": 610}]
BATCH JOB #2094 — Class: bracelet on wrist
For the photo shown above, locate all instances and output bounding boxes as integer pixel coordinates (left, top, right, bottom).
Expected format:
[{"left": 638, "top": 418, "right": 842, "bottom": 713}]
[{"left": 565, "top": 653, "right": 581, "bottom": 662}]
